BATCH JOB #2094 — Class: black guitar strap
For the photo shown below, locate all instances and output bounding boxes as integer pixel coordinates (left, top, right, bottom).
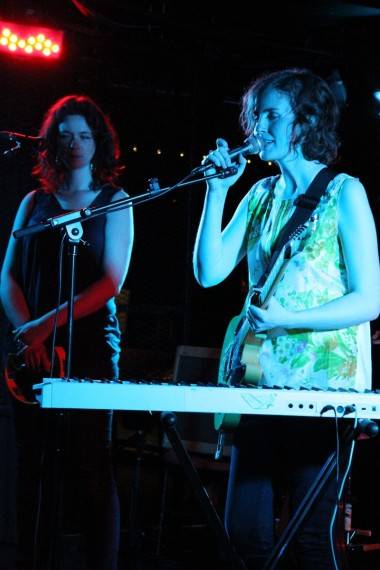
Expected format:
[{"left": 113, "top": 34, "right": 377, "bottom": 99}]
[{"left": 257, "top": 166, "right": 337, "bottom": 287}]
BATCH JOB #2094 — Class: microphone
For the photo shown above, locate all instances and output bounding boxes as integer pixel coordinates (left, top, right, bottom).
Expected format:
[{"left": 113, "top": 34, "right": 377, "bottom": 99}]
[
  {"left": 0, "top": 131, "right": 45, "bottom": 156},
  {"left": 0, "top": 131, "right": 45, "bottom": 145},
  {"left": 192, "top": 136, "right": 259, "bottom": 174}
]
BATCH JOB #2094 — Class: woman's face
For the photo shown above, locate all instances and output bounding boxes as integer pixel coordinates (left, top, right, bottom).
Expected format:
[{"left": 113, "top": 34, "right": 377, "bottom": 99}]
[
  {"left": 253, "top": 87, "right": 299, "bottom": 163},
  {"left": 57, "top": 114, "right": 96, "bottom": 170}
]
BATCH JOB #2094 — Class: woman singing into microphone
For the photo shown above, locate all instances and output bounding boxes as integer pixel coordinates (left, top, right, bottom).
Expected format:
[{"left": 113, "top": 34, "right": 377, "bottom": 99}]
[{"left": 193, "top": 68, "right": 380, "bottom": 569}]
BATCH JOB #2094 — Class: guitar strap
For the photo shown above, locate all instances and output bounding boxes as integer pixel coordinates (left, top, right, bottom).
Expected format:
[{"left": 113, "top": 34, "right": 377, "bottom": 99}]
[
  {"left": 213, "top": 167, "right": 339, "bottom": 441},
  {"left": 257, "top": 166, "right": 337, "bottom": 287}
]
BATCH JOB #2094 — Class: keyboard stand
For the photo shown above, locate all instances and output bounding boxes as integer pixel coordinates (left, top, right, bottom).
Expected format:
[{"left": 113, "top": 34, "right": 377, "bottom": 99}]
[
  {"left": 263, "top": 419, "right": 379, "bottom": 570},
  {"left": 161, "top": 411, "right": 246, "bottom": 570}
]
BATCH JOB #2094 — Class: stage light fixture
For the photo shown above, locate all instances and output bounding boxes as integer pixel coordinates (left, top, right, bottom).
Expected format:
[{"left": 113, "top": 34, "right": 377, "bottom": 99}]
[{"left": 0, "top": 20, "right": 63, "bottom": 59}]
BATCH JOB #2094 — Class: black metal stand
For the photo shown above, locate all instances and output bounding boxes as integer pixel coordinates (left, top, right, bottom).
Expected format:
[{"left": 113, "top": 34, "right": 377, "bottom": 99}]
[
  {"left": 64, "top": 222, "right": 84, "bottom": 379},
  {"left": 43, "top": 411, "right": 65, "bottom": 570},
  {"left": 263, "top": 419, "right": 379, "bottom": 570},
  {"left": 127, "top": 428, "right": 146, "bottom": 569},
  {"left": 160, "top": 412, "right": 246, "bottom": 570},
  {"left": 43, "top": 223, "right": 84, "bottom": 570}
]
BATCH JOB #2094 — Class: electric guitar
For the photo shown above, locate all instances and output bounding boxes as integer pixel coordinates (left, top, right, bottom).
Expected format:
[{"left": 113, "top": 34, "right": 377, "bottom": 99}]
[
  {"left": 214, "top": 220, "right": 315, "bottom": 432},
  {"left": 4, "top": 340, "right": 66, "bottom": 405}
]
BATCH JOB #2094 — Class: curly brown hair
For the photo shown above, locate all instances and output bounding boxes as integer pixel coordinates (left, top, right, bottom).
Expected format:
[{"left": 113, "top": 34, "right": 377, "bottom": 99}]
[
  {"left": 33, "top": 94, "right": 122, "bottom": 192},
  {"left": 240, "top": 68, "right": 340, "bottom": 164}
]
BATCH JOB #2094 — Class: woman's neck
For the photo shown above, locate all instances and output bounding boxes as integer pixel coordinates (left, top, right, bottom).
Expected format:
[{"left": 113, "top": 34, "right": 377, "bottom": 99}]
[
  {"left": 60, "top": 167, "right": 94, "bottom": 193},
  {"left": 278, "top": 158, "right": 326, "bottom": 199}
]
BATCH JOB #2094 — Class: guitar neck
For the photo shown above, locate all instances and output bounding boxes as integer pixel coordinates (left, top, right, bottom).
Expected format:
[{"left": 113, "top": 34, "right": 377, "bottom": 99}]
[{"left": 258, "top": 249, "right": 290, "bottom": 308}]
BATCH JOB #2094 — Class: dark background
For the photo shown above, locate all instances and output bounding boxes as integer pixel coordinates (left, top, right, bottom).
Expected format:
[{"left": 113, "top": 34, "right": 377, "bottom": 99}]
[
  {"left": 2, "top": 2, "right": 380, "bottom": 568},
  {"left": 1, "top": 0, "right": 380, "bottom": 369}
]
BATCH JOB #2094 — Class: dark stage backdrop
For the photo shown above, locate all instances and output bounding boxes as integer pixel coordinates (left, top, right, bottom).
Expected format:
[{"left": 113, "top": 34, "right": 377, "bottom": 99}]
[
  {"left": 0, "top": 0, "right": 379, "bottom": 379},
  {"left": 1, "top": 3, "right": 380, "bottom": 565}
]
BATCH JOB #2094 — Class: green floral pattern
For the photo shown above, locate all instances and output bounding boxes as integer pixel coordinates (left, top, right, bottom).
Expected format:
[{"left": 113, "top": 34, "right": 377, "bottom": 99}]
[{"left": 245, "top": 173, "right": 371, "bottom": 390}]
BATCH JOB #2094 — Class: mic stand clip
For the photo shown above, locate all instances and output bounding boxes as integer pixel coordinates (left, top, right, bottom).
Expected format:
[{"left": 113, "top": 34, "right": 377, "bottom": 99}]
[{"left": 2, "top": 139, "right": 21, "bottom": 156}]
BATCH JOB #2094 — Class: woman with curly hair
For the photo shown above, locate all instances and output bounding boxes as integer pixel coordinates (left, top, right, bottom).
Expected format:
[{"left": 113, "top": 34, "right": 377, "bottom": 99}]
[
  {"left": 1, "top": 94, "right": 134, "bottom": 569},
  {"left": 193, "top": 68, "right": 380, "bottom": 568}
]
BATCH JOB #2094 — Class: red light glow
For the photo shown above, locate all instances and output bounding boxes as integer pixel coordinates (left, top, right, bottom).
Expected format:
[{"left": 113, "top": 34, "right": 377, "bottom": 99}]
[{"left": 0, "top": 20, "right": 63, "bottom": 59}]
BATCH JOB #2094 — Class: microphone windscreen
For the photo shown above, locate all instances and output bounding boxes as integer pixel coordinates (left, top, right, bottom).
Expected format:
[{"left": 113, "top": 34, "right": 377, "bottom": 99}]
[{"left": 244, "top": 136, "right": 260, "bottom": 155}]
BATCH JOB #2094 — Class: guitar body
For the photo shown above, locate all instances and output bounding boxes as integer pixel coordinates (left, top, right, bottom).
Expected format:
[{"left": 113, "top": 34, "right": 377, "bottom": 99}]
[
  {"left": 214, "top": 314, "right": 266, "bottom": 431},
  {"left": 213, "top": 172, "right": 331, "bottom": 436},
  {"left": 4, "top": 344, "right": 66, "bottom": 405},
  {"left": 214, "top": 220, "right": 316, "bottom": 433}
]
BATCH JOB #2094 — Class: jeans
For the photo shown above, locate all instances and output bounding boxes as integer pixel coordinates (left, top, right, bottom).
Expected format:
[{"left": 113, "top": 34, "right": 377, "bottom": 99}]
[{"left": 225, "top": 417, "right": 348, "bottom": 570}]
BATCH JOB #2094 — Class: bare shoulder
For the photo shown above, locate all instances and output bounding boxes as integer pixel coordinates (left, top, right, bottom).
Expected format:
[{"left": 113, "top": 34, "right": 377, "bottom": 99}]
[
  {"left": 338, "top": 176, "right": 368, "bottom": 203},
  {"left": 338, "top": 176, "right": 374, "bottom": 228},
  {"left": 338, "top": 176, "right": 371, "bottom": 213},
  {"left": 20, "top": 189, "right": 38, "bottom": 207},
  {"left": 13, "top": 190, "right": 39, "bottom": 226},
  {"left": 106, "top": 188, "right": 133, "bottom": 229},
  {"left": 110, "top": 188, "right": 129, "bottom": 202}
]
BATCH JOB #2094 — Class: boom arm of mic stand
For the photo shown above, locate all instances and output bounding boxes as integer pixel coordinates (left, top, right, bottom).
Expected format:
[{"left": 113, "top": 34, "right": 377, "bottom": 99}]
[{"left": 13, "top": 168, "right": 231, "bottom": 240}]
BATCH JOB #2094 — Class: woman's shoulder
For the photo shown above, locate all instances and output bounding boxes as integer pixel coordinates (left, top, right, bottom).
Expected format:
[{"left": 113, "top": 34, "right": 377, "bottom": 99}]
[
  {"left": 328, "top": 172, "right": 365, "bottom": 201},
  {"left": 111, "top": 187, "right": 129, "bottom": 201},
  {"left": 17, "top": 188, "right": 44, "bottom": 210},
  {"left": 98, "top": 183, "right": 128, "bottom": 202},
  {"left": 329, "top": 171, "right": 362, "bottom": 190},
  {"left": 27, "top": 187, "right": 56, "bottom": 200},
  {"left": 11, "top": 189, "right": 47, "bottom": 230}
]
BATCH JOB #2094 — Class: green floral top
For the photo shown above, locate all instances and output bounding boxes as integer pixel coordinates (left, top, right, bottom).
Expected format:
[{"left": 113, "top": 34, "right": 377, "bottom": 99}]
[{"left": 246, "top": 172, "right": 371, "bottom": 391}]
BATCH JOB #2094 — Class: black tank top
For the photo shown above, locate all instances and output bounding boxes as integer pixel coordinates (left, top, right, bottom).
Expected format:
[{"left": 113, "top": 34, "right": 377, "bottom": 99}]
[{"left": 16, "top": 185, "right": 122, "bottom": 378}]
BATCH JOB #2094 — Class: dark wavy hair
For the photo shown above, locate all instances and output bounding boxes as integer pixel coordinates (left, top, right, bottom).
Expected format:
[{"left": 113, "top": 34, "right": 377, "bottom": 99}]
[
  {"left": 240, "top": 68, "right": 340, "bottom": 164},
  {"left": 33, "top": 94, "right": 122, "bottom": 192}
]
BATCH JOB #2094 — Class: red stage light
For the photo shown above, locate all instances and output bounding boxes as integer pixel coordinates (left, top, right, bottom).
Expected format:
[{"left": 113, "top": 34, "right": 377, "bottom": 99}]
[{"left": 0, "top": 20, "right": 63, "bottom": 59}]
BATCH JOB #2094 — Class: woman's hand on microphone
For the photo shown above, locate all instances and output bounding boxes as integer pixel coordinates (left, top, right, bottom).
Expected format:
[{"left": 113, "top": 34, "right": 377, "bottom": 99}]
[{"left": 204, "top": 138, "right": 247, "bottom": 193}]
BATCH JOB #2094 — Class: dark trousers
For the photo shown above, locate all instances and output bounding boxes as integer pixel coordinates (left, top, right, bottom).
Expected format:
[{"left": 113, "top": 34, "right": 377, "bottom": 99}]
[
  {"left": 0, "top": 380, "right": 17, "bottom": 570},
  {"left": 14, "top": 406, "right": 120, "bottom": 570},
  {"left": 225, "top": 417, "right": 348, "bottom": 570}
]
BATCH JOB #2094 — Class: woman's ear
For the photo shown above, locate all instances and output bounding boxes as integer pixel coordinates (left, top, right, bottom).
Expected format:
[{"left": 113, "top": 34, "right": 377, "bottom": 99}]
[
  {"left": 291, "top": 122, "right": 303, "bottom": 143},
  {"left": 292, "top": 115, "right": 316, "bottom": 143}
]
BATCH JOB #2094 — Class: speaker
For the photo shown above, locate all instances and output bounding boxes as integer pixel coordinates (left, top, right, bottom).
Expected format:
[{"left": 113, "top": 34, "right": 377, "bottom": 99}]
[
  {"left": 173, "top": 344, "right": 220, "bottom": 384},
  {"left": 168, "top": 345, "right": 231, "bottom": 457}
]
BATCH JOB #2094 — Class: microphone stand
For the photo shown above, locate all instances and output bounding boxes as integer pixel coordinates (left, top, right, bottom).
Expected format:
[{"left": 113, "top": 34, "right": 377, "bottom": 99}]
[
  {"left": 263, "top": 419, "right": 379, "bottom": 570},
  {"left": 14, "top": 168, "right": 237, "bottom": 374},
  {"left": 13, "top": 166, "right": 238, "bottom": 241},
  {"left": 14, "top": 164, "right": 239, "bottom": 570},
  {"left": 64, "top": 222, "right": 84, "bottom": 379},
  {"left": 0, "top": 133, "right": 44, "bottom": 156}
]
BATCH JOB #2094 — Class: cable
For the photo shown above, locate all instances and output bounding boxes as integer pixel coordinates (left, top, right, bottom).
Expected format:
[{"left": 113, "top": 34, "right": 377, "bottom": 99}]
[
  {"left": 328, "top": 411, "right": 358, "bottom": 570},
  {"left": 32, "top": 444, "right": 46, "bottom": 570}
]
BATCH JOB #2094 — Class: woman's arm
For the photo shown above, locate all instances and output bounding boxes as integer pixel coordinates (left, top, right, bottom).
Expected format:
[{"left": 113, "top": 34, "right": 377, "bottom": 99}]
[
  {"left": 193, "top": 189, "right": 250, "bottom": 287},
  {"left": 249, "top": 177, "right": 380, "bottom": 331},
  {"left": 13, "top": 189, "right": 134, "bottom": 346},
  {"left": 0, "top": 190, "right": 37, "bottom": 327},
  {"left": 193, "top": 138, "right": 250, "bottom": 287}
]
